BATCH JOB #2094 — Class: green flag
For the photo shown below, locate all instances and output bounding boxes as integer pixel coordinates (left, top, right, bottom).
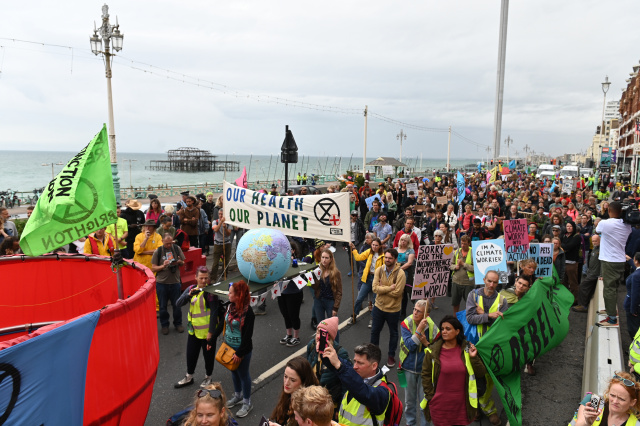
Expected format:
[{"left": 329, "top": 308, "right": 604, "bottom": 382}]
[
  {"left": 21, "top": 125, "right": 117, "bottom": 256},
  {"left": 476, "top": 269, "right": 573, "bottom": 426}
]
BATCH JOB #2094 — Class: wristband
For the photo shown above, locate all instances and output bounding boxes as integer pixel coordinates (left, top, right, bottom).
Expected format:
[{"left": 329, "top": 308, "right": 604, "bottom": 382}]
[{"left": 415, "top": 331, "right": 422, "bottom": 336}]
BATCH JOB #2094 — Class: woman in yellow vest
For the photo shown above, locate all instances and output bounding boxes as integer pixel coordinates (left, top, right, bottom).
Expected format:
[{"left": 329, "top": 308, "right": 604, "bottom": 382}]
[
  {"left": 568, "top": 372, "right": 640, "bottom": 426},
  {"left": 175, "top": 266, "right": 223, "bottom": 389},
  {"left": 421, "top": 315, "right": 486, "bottom": 426}
]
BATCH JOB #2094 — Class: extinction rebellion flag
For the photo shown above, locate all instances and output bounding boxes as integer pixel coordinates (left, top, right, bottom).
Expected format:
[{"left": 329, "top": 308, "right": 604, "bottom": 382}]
[
  {"left": 476, "top": 269, "right": 573, "bottom": 426},
  {"left": 21, "top": 125, "right": 117, "bottom": 256}
]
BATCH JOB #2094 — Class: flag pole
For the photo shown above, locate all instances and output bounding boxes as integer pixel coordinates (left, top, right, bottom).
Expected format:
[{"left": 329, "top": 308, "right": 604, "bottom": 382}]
[
  {"left": 111, "top": 219, "right": 124, "bottom": 300},
  {"left": 350, "top": 250, "right": 356, "bottom": 323}
]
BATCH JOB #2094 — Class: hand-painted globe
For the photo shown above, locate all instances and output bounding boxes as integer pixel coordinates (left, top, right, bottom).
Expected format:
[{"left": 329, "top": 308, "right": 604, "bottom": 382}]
[{"left": 236, "top": 228, "right": 292, "bottom": 283}]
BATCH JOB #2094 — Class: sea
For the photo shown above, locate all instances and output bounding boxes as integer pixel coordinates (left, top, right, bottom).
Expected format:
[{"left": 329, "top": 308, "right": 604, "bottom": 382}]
[{"left": 3, "top": 150, "right": 482, "bottom": 194}]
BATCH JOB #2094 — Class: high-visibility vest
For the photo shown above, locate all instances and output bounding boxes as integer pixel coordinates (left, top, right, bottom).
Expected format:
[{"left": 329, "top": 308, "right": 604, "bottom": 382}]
[
  {"left": 399, "top": 316, "right": 436, "bottom": 365},
  {"left": 338, "top": 377, "right": 389, "bottom": 426},
  {"left": 188, "top": 289, "right": 210, "bottom": 339},
  {"left": 476, "top": 293, "right": 505, "bottom": 338},
  {"left": 89, "top": 235, "right": 115, "bottom": 256},
  {"left": 454, "top": 248, "right": 474, "bottom": 279},
  {"left": 630, "top": 327, "right": 640, "bottom": 375},
  {"left": 568, "top": 396, "right": 640, "bottom": 425},
  {"left": 420, "top": 347, "right": 478, "bottom": 410}
]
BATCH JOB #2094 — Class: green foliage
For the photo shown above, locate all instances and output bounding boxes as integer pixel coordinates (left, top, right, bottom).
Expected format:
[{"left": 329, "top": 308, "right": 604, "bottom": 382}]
[{"left": 15, "top": 218, "right": 27, "bottom": 238}]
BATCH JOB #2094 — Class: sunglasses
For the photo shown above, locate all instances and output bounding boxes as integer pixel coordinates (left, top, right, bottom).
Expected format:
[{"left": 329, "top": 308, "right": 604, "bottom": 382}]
[
  {"left": 613, "top": 374, "right": 636, "bottom": 388},
  {"left": 197, "top": 389, "right": 223, "bottom": 399}
]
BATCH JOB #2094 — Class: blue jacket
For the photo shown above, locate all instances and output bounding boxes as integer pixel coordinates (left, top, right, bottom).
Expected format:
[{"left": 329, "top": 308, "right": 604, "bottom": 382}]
[
  {"left": 329, "top": 359, "right": 390, "bottom": 416},
  {"left": 625, "top": 267, "right": 640, "bottom": 315}
]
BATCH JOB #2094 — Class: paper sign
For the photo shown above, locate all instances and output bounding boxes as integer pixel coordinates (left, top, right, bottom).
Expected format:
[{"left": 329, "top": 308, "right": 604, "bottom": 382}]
[
  {"left": 503, "top": 219, "right": 529, "bottom": 260},
  {"left": 562, "top": 180, "right": 574, "bottom": 194},
  {"left": 382, "top": 165, "right": 394, "bottom": 176},
  {"left": 527, "top": 243, "right": 554, "bottom": 277},
  {"left": 411, "top": 244, "right": 454, "bottom": 299},
  {"left": 365, "top": 194, "right": 382, "bottom": 210},
  {"left": 271, "top": 282, "right": 282, "bottom": 299},
  {"left": 436, "top": 196, "right": 448, "bottom": 205},
  {"left": 406, "top": 183, "right": 419, "bottom": 195},
  {"left": 313, "top": 267, "right": 321, "bottom": 281},
  {"left": 473, "top": 239, "right": 509, "bottom": 284}
]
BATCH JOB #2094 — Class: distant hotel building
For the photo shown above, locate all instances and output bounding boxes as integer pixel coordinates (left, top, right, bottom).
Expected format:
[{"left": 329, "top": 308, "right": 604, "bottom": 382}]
[{"left": 618, "top": 64, "right": 640, "bottom": 182}]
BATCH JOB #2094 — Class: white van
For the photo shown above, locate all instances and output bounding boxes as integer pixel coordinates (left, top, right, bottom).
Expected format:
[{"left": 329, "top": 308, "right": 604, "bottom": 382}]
[
  {"left": 580, "top": 168, "right": 592, "bottom": 177},
  {"left": 536, "top": 164, "right": 555, "bottom": 178},
  {"left": 559, "top": 165, "right": 579, "bottom": 180}
]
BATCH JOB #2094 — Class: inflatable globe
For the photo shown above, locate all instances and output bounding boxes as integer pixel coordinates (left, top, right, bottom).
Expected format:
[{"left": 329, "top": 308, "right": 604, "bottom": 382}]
[{"left": 237, "top": 228, "right": 292, "bottom": 283}]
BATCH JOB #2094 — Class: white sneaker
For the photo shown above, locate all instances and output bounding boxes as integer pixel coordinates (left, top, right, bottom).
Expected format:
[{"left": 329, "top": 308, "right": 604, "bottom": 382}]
[{"left": 236, "top": 403, "right": 253, "bottom": 418}]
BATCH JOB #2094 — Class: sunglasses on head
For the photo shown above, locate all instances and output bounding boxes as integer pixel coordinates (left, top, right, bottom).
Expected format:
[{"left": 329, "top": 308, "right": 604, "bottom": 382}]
[
  {"left": 197, "top": 389, "right": 222, "bottom": 399},
  {"left": 613, "top": 374, "right": 636, "bottom": 388}
]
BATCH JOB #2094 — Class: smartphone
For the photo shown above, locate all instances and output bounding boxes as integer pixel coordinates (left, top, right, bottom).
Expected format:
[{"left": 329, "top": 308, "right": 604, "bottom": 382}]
[
  {"left": 589, "top": 394, "right": 600, "bottom": 410},
  {"left": 259, "top": 416, "right": 269, "bottom": 426},
  {"left": 318, "top": 329, "right": 328, "bottom": 353}
]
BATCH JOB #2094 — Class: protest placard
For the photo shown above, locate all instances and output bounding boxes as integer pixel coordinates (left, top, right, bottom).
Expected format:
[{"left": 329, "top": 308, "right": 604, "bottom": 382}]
[
  {"left": 562, "top": 179, "right": 574, "bottom": 193},
  {"left": 504, "top": 219, "right": 529, "bottom": 261},
  {"left": 436, "top": 196, "right": 448, "bottom": 205},
  {"left": 382, "top": 165, "right": 394, "bottom": 176},
  {"left": 527, "top": 243, "right": 553, "bottom": 277},
  {"left": 365, "top": 194, "right": 382, "bottom": 210},
  {"left": 412, "top": 244, "right": 454, "bottom": 299},
  {"left": 406, "top": 183, "right": 419, "bottom": 195},
  {"left": 473, "top": 239, "right": 509, "bottom": 284}
]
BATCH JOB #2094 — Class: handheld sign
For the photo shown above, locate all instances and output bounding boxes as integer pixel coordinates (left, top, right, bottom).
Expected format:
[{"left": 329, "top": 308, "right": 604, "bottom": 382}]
[
  {"left": 562, "top": 179, "right": 574, "bottom": 194},
  {"left": 406, "top": 183, "right": 419, "bottom": 195},
  {"left": 526, "top": 243, "right": 554, "bottom": 277},
  {"left": 473, "top": 239, "right": 508, "bottom": 284},
  {"left": 412, "top": 244, "right": 454, "bottom": 299},
  {"left": 365, "top": 194, "right": 382, "bottom": 210},
  {"left": 504, "top": 219, "right": 529, "bottom": 261}
]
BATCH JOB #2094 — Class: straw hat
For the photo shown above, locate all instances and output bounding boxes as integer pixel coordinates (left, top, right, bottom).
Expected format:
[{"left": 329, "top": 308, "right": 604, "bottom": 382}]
[{"left": 125, "top": 199, "right": 142, "bottom": 210}]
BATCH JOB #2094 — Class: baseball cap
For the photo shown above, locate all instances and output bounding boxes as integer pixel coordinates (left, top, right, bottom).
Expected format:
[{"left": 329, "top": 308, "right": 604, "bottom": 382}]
[{"left": 351, "top": 210, "right": 358, "bottom": 215}]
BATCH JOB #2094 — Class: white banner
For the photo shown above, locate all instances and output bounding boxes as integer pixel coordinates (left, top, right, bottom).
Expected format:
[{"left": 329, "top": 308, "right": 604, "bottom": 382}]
[{"left": 223, "top": 181, "right": 350, "bottom": 242}]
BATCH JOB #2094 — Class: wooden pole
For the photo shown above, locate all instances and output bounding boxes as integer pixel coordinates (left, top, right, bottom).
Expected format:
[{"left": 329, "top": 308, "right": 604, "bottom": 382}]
[{"left": 350, "top": 251, "right": 356, "bottom": 322}]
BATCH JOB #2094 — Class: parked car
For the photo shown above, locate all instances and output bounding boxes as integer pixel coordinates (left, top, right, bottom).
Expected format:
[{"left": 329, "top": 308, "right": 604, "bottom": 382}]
[{"left": 288, "top": 185, "right": 326, "bottom": 195}]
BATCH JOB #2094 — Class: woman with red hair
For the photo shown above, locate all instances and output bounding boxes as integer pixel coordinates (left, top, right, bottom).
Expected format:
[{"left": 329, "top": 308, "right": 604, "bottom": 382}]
[{"left": 222, "top": 281, "right": 255, "bottom": 418}]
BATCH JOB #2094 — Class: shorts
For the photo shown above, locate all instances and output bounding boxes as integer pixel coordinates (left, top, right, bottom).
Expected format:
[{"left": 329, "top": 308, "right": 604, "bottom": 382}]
[{"left": 451, "top": 282, "right": 474, "bottom": 307}]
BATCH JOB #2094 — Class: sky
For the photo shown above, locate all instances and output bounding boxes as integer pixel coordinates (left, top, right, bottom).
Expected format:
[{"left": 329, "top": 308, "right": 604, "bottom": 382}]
[{"left": 1, "top": 1, "right": 639, "bottom": 160}]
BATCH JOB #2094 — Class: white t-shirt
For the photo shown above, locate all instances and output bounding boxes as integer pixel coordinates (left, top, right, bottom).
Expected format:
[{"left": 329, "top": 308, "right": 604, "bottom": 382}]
[{"left": 596, "top": 218, "right": 631, "bottom": 263}]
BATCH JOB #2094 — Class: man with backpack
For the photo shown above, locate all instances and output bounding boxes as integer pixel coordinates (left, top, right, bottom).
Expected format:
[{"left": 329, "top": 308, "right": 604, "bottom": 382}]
[
  {"left": 324, "top": 342, "right": 403, "bottom": 426},
  {"left": 151, "top": 234, "right": 186, "bottom": 335}
]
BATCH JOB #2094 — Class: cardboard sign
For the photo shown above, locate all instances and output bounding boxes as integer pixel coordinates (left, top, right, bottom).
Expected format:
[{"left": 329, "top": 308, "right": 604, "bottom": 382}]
[
  {"left": 382, "top": 165, "right": 394, "bottom": 176},
  {"left": 473, "top": 239, "right": 509, "bottom": 284},
  {"left": 527, "top": 243, "right": 554, "bottom": 277},
  {"left": 562, "top": 179, "right": 574, "bottom": 194},
  {"left": 436, "top": 196, "right": 448, "bottom": 205},
  {"left": 365, "top": 194, "right": 382, "bottom": 210},
  {"left": 504, "top": 219, "right": 529, "bottom": 260},
  {"left": 412, "top": 244, "right": 454, "bottom": 299}
]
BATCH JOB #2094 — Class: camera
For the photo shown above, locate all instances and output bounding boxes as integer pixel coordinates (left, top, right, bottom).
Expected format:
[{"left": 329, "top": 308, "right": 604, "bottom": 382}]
[
  {"left": 621, "top": 199, "right": 640, "bottom": 225},
  {"left": 168, "top": 259, "right": 178, "bottom": 273}
]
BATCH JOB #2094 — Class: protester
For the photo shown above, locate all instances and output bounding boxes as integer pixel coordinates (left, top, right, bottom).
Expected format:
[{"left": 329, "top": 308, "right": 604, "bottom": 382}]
[
  {"left": 305, "top": 317, "right": 351, "bottom": 406},
  {"left": 152, "top": 233, "right": 186, "bottom": 335},
  {"left": 465, "top": 270, "right": 507, "bottom": 425},
  {"left": 421, "top": 315, "right": 486, "bottom": 426},
  {"left": 371, "top": 248, "right": 406, "bottom": 368},
  {"left": 182, "top": 383, "right": 234, "bottom": 426},
  {"left": 287, "top": 386, "right": 337, "bottom": 426},
  {"left": 372, "top": 212, "right": 393, "bottom": 248},
  {"left": 393, "top": 216, "right": 420, "bottom": 252},
  {"left": 500, "top": 275, "right": 532, "bottom": 307},
  {"left": 518, "top": 258, "right": 538, "bottom": 285},
  {"left": 572, "top": 234, "right": 601, "bottom": 313},
  {"left": 323, "top": 343, "right": 393, "bottom": 426},
  {"left": 278, "top": 269, "right": 305, "bottom": 347},
  {"left": 133, "top": 219, "right": 163, "bottom": 270},
  {"left": 224, "top": 281, "right": 255, "bottom": 418},
  {"left": 179, "top": 195, "right": 201, "bottom": 248},
  {"left": 568, "top": 372, "right": 640, "bottom": 426},
  {"left": 400, "top": 300, "right": 438, "bottom": 426},
  {"left": 83, "top": 227, "right": 116, "bottom": 256},
  {"left": 270, "top": 357, "right": 320, "bottom": 426},
  {"left": 0, "top": 236, "right": 20, "bottom": 255},
  {"left": 175, "top": 267, "right": 222, "bottom": 388},
  {"left": 350, "top": 238, "right": 384, "bottom": 326},
  {"left": 311, "top": 248, "right": 343, "bottom": 326},
  {"left": 106, "top": 204, "right": 129, "bottom": 258},
  {"left": 122, "top": 199, "right": 145, "bottom": 256},
  {"left": 211, "top": 210, "right": 232, "bottom": 282},
  {"left": 625, "top": 252, "right": 640, "bottom": 339},
  {"left": 596, "top": 201, "right": 632, "bottom": 327},
  {"left": 552, "top": 236, "right": 566, "bottom": 283},
  {"left": 147, "top": 198, "right": 164, "bottom": 224},
  {"left": 451, "top": 235, "right": 475, "bottom": 314}
]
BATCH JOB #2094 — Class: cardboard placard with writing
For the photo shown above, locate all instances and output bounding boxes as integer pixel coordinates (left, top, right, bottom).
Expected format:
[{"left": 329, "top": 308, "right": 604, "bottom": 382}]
[
  {"left": 473, "top": 239, "right": 509, "bottom": 284},
  {"left": 436, "top": 196, "right": 448, "bottom": 206},
  {"left": 406, "top": 183, "right": 419, "bottom": 196},
  {"left": 411, "top": 244, "right": 454, "bottom": 299}
]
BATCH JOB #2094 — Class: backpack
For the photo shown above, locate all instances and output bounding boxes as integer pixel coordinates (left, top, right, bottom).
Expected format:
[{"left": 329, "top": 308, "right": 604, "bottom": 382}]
[{"left": 370, "top": 380, "right": 403, "bottom": 426}]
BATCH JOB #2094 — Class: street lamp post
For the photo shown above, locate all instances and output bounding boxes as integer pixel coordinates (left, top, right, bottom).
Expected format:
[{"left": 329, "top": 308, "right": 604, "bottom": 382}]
[
  {"left": 504, "top": 135, "right": 513, "bottom": 164},
  {"left": 599, "top": 76, "right": 611, "bottom": 169},
  {"left": 122, "top": 159, "right": 137, "bottom": 189},
  {"left": 42, "top": 162, "right": 64, "bottom": 179},
  {"left": 396, "top": 129, "right": 407, "bottom": 163},
  {"left": 90, "top": 4, "right": 124, "bottom": 205}
]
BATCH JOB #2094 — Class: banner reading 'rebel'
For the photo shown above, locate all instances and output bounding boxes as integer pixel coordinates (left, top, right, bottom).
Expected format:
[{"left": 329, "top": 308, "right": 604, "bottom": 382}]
[{"left": 223, "top": 181, "right": 350, "bottom": 242}]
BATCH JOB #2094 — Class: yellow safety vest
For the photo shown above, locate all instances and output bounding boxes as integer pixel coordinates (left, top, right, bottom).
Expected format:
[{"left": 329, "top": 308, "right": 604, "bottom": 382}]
[
  {"left": 568, "top": 396, "right": 640, "bottom": 425},
  {"left": 420, "top": 348, "right": 478, "bottom": 410},
  {"left": 630, "top": 327, "right": 640, "bottom": 375},
  {"left": 339, "top": 377, "right": 389, "bottom": 426},
  {"left": 476, "top": 293, "right": 505, "bottom": 338},
  {"left": 454, "top": 248, "right": 474, "bottom": 279},
  {"left": 399, "top": 316, "right": 436, "bottom": 365},
  {"left": 188, "top": 289, "right": 210, "bottom": 339}
]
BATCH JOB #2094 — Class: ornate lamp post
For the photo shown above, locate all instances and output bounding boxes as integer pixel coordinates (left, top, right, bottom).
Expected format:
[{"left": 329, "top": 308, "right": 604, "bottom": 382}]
[
  {"left": 90, "top": 4, "right": 124, "bottom": 204},
  {"left": 280, "top": 125, "right": 298, "bottom": 194}
]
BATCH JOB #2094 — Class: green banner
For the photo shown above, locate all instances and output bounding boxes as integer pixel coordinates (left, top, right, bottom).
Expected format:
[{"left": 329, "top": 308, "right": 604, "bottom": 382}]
[
  {"left": 476, "top": 269, "right": 573, "bottom": 426},
  {"left": 21, "top": 125, "right": 117, "bottom": 256}
]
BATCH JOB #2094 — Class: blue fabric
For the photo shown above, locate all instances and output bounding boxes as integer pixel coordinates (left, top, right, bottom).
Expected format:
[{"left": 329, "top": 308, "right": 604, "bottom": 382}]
[
  {"left": 399, "top": 320, "right": 425, "bottom": 373},
  {"left": 314, "top": 297, "right": 334, "bottom": 322},
  {"left": 508, "top": 160, "right": 516, "bottom": 170},
  {"left": 457, "top": 171, "right": 466, "bottom": 205},
  {"left": 354, "top": 274, "right": 375, "bottom": 314},
  {"left": 625, "top": 267, "right": 640, "bottom": 315},
  {"left": 157, "top": 283, "right": 183, "bottom": 328},
  {"left": 231, "top": 351, "right": 252, "bottom": 400},
  {"left": 0, "top": 311, "right": 99, "bottom": 425},
  {"left": 456, "top": 309, "right": 479, "bottom": 344}
]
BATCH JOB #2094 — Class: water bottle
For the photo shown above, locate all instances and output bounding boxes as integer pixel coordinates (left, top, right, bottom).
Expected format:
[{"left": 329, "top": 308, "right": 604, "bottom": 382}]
[{"left": 397, "top": 368, "right": 407, "bottom": 388}]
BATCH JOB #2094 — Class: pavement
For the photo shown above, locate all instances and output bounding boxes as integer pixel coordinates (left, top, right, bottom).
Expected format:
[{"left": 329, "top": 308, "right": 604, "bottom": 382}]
[{"left": 144, "top": 245, "right": 592, "bottom": 426}]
